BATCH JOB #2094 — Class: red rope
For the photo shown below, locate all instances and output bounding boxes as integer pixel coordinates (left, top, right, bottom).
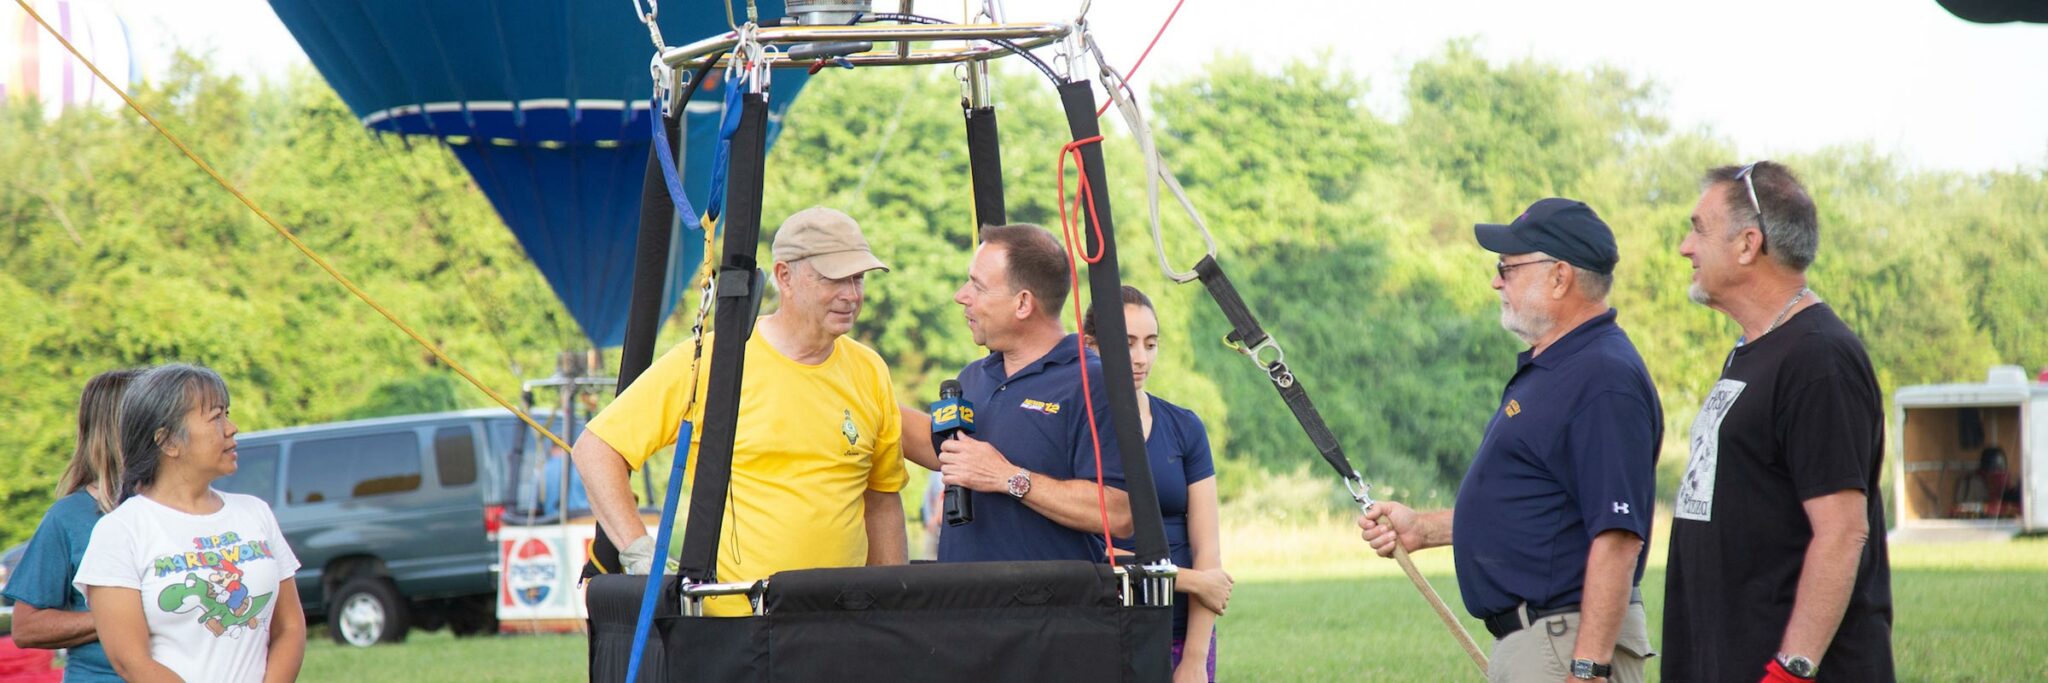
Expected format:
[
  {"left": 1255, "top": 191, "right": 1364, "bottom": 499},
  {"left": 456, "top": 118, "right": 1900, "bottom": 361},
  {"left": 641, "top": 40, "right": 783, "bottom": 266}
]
[
  {"left": 1095, "top": 0, "right": 1188, "bottom": 118},
  {"left": 1057, "top": 135, "right": 1116, "bottom": 560}
]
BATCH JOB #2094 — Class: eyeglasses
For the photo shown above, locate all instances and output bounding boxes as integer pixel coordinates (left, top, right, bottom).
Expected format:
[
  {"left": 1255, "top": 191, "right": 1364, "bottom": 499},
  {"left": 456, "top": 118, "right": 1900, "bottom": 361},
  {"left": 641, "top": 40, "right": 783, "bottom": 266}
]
[
  {"left": 1495, "top": 258, "right": 1559, "bottom": 279},
  {"left": 1735, "top": 161, "right": 1771, "bottom": 254}
]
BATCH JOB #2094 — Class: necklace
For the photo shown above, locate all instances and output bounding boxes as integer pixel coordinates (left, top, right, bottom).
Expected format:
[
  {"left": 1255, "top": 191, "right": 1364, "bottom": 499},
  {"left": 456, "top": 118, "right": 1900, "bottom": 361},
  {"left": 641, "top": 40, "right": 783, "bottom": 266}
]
[{"left": 1760, "top": 287, "right": 1811, "bottom": 338}]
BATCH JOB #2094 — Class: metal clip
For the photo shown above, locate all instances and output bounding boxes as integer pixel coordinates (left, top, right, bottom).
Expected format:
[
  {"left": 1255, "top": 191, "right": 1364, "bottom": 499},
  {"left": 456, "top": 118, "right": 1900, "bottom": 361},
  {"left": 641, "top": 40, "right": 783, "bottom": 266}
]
[
  {"left": 1344, "top": 474, "right": 1374, "bottom": 510},
  {"left": 1225, "top": 334, "right": 1293, "bottom": 388},
  {"left": 632, "top": 0, "right": 665, "bottom": 51}
]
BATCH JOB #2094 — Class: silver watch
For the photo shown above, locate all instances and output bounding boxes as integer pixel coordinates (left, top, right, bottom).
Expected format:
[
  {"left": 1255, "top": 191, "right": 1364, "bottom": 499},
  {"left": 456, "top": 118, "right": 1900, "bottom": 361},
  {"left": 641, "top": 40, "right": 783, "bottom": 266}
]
[
  {"left": 1005, "top": 470, "right": 1033, "bottom": 499},
  {"left": 1777, "top": 653, "right": 1817, "bottom": 678}
]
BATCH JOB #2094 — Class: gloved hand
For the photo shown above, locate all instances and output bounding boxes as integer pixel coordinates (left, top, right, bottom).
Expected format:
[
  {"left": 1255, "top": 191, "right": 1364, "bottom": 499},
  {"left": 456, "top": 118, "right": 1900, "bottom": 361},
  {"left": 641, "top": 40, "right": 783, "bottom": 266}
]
[{"left": 620, "top": 535, "right": 657, "bottom": 575}]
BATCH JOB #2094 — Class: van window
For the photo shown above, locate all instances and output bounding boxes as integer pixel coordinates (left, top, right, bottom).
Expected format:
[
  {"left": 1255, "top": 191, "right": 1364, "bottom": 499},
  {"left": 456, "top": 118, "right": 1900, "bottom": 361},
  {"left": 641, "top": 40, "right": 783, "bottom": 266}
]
[
  {"left": 216, "top": 444, "right": 280, "bottom": 505},
  {"left": 435, "top": 426, "right": 478, "bottom": 486},
  {"left": 287, "top": 432, "right": 422, "bottom": 504}
]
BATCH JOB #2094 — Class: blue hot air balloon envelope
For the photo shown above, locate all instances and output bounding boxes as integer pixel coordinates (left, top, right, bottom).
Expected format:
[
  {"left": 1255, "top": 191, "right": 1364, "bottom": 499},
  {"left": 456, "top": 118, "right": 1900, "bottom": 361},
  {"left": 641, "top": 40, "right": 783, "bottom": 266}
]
[{"left": 266, "top": 0, "right": 811, "bottom": 348}]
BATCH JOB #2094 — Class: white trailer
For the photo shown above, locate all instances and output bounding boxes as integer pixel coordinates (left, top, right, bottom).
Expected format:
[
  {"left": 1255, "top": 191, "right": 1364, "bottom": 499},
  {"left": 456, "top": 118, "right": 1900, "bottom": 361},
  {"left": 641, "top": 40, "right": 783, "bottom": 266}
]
[{"left": 1892, "top": 366, "right": 2047, "bottom": 541}]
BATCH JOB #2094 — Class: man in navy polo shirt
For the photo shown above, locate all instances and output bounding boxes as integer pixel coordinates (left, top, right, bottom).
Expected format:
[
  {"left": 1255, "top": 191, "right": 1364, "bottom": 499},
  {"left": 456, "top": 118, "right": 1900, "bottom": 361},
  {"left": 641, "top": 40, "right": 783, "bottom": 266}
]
[
  {"left": 921, "top": 223, "right": 1134, "bottom": 562},
  {"left": 1359, "top": 198, "right": 1662, "bottom": 682}
]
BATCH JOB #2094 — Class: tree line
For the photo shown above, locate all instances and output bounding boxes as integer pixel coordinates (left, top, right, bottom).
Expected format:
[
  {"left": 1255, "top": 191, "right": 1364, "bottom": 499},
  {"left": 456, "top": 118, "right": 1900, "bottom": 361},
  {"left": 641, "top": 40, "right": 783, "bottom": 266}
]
[{"left": 3, "top": 43, "right": 2043, "bottom": 543}]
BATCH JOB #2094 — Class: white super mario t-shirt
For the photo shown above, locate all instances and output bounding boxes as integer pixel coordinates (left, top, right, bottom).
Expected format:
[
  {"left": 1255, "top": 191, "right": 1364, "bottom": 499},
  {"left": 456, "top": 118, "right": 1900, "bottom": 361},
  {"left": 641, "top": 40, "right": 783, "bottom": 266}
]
[{"left": 75, "top": 491, "right": 301, "bottom": 683}]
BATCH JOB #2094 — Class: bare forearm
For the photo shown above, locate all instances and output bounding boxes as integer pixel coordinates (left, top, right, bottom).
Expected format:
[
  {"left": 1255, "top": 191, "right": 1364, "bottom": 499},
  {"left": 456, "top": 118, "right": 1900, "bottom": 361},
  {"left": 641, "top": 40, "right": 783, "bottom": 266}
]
[
  {"left": 1182, "top": 601, "right": 1217, "bottom": 659},
  {"left": 1780, "top": 527, "right": 1867, "bottom": 658},
  {"left": 1413, "top": 509, "right": 1456, "bottom": 550},
  {"left": 1572, "top": 530, "right": 1644, "bottom": 662},
  {"left": 899, "top": 407, "right": 939, "bottom": 471},
  {"left": 263, "top": 624, "right": 306, "bottom": 683},
  {"left": 571, "top": 435, "right": 648, "bottom": 549},
  {"left": 10, "top": 603, "right": 99, "bottom": 649},
  {"left": 865, "top": 490, "right": 909, "bottom": 566},
  {"left": 1023, "top": 478, "right": 1133, "bottom": 537}
]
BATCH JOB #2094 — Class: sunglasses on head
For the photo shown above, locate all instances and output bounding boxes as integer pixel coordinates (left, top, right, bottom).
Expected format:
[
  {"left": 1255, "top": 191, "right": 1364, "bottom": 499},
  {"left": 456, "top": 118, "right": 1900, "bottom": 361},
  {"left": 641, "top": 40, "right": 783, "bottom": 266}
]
[{"left": 1735, "top": 161, "right": 1771, "bottom": 255}]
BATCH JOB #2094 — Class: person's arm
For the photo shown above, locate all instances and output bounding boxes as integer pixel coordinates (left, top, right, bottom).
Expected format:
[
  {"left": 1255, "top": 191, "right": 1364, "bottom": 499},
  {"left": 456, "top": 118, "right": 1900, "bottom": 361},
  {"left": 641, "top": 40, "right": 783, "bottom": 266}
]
[
  {"left": 570, "top": 433, "right": 648, "bottom": 551},
  {"left": 87, "top": 585, "right": 185, "bottom": 683},
  {"left": 9, "top": 602, "right": 99, "bottom": 649},
  {"left": 1177, "top": 477, "right": 1224, "bottom": 680},
  {"left": 938, "top": 434, "right": 1133, "bottom": 536},
  {"left": 1357, "top": 502, "right": 1454, "bottom": 555},
  {"left": 1571, "top": 529, "right": 1644, "bottom": 681},
  {"left": 262, "top": 580, "right": 307, "bottom": 683},
  {"left": 864, "top": 489, "right": 909, "bottom": 566},
  {"left": 1776, "top": 489, "right": 1870, "bottom": 669},
  {"left": 899, "top": 406, "right": 938, "bottom": 471}
]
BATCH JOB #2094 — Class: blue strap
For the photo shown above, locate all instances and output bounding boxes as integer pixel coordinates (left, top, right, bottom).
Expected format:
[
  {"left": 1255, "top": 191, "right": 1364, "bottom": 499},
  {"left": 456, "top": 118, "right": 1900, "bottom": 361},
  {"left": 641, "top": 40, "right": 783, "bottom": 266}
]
[
  {"left": 704, "top": 74, "right": 746, "bottom": 221},
  {"left": 623, "top": 420, "right": 694, "bottom": 683},
  {"left": 650, "top": 92, "right": 703, "bottom": 232}
]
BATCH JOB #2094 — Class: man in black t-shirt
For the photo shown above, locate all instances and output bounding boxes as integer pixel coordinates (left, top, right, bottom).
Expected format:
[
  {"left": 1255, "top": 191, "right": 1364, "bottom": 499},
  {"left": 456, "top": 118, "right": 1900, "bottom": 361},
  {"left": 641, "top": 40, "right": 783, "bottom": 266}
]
[{"left": 1666, "top": 161, "right": 1894, "bottom": 683}]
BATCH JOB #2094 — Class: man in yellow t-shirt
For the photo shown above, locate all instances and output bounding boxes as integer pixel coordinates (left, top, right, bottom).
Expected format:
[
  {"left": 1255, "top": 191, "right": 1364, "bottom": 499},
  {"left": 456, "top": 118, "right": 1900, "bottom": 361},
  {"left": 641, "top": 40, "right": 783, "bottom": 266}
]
[{"left": 572, "top": 207, "right": 909, "bottom": 615}]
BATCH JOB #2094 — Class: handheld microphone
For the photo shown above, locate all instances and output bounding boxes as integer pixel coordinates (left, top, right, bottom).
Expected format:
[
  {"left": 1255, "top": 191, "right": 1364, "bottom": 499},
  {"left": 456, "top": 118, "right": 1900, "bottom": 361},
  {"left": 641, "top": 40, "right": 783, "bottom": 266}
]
[{"left": 931, "top": 379, "right": 977, "bottom": 527}]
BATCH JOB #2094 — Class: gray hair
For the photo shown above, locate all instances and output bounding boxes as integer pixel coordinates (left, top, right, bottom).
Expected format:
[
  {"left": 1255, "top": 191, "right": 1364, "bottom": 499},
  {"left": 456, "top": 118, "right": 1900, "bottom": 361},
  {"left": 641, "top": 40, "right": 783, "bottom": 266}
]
[
  {"left": 1572, "top": 266, "right": 1613, "bottom": 302},
  {"left": 118, "top": 364, "right": 231, "bottom": 500},
  {"left": 1703, "top": 161, "right": 1819, "bottom": 271}
]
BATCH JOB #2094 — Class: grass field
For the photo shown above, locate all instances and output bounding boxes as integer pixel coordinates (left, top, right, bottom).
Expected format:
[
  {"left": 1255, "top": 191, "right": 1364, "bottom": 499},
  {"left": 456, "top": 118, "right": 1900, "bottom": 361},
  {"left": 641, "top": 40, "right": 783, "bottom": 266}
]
[{"left": 286, "top": 515, "right": 2048, "bottom": 682}]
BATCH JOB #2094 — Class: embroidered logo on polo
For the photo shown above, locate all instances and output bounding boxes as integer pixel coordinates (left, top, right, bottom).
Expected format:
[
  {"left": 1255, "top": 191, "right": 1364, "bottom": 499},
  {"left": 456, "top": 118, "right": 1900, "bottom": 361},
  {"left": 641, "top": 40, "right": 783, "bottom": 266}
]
[
  {"left": 841, "top": 409, "right": 860, "bottom": 445},
  {"left": 1020, "top": 399, "right": 1062, "bottom": 415},
  {"left": 1676, "top": 379, "right": 1746, "bottom": 522},
  {"left": 1504, "top": 399, "right": 1522, "bottom": 418}
]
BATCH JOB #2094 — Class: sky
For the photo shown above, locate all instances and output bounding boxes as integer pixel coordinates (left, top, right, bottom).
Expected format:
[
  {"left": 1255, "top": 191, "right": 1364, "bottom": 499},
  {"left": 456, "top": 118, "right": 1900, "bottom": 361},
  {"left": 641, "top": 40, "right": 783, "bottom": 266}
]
[{"left": 78, "top": 0, "right": 2048, "bottom": 173}]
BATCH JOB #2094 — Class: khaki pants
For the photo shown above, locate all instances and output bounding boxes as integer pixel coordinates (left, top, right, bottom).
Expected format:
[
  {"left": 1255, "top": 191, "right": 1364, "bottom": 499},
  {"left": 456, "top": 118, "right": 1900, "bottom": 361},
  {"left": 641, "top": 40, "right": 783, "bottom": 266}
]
[{"left": 1486, "top": 602, "right": 1655, "bottom": 683}]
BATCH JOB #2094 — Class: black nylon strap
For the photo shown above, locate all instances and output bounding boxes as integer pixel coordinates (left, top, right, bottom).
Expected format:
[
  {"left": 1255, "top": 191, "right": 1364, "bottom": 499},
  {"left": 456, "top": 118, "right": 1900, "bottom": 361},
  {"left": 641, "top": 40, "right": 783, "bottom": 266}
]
[
  {"left": 964, "top": 105, "right": 1006, "bottom": 233},
  {"left": 676, "top": 93, "right": 771, "bottom": 583},
  {"left": 1057, "top": 81, "right": 1170, "bottom": 566},
  {"left": 1192, "top": 255, "right": 1359, "bottom": 482},
  {"left": 584, "top": 105, "right": 686, "bottom": 581}
]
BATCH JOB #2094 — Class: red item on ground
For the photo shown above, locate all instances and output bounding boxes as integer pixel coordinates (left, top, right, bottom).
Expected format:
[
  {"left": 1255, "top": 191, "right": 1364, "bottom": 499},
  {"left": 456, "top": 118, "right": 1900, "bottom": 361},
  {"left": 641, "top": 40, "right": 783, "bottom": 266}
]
[{"left": 0, "top": 636, "right": 62, "bottom": 683}]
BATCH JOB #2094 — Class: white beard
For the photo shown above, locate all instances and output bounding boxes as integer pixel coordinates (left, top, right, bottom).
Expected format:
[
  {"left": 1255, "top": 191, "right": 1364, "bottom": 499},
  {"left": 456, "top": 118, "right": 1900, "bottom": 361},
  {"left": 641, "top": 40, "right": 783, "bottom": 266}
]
[{"left": 1500, "top": 301, "right": 1553, "bottom": 347}]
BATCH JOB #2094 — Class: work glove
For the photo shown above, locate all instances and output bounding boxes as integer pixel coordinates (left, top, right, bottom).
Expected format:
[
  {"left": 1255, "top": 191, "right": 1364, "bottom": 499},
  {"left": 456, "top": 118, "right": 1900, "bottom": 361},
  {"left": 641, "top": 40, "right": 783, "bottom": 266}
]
[{"left": 621, "top": 535, "right": 656, "bottom": 575}]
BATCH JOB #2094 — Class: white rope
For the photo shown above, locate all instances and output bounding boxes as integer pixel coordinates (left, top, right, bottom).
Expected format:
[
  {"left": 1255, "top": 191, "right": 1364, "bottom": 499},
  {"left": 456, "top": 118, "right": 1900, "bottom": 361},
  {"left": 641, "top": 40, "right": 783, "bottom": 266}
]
[{"left": 1084, "top": 35, "right": 1215, "bottom": 283}]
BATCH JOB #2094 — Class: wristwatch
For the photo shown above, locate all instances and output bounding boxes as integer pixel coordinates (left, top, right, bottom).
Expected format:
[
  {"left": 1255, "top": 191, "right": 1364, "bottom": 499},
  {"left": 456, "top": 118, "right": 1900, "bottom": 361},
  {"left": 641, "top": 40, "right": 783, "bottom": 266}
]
[
  {"left": 1777, "top": 653, "right": 1817, "bottom": 679},
  {"left": 1005, "top": 470, "right": 1033, "bottom": 499},
  {"left": 1569, "top": 659, "right": 1611, "bottom": 680}
]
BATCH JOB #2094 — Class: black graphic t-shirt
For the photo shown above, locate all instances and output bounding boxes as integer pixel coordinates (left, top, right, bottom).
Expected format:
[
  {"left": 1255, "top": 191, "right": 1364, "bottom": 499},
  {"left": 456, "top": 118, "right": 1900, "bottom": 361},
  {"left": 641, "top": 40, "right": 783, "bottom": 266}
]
[{"left": 1663, "top": 304, "right": 1894, "bottom": 682}]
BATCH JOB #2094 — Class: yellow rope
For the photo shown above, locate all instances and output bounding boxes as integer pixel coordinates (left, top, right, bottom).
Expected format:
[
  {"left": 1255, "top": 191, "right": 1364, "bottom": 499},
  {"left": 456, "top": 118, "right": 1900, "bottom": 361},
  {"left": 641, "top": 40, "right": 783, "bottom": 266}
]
[{"left": 15, "top": 0, "right": 577, "bottom": 452}]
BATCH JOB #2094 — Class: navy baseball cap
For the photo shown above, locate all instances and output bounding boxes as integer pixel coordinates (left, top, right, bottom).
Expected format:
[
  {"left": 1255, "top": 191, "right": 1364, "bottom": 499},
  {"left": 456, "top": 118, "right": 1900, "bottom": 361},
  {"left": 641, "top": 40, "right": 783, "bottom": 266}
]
[{"left": 1474, "top": 198, "right": 1619, "bottom": 275}]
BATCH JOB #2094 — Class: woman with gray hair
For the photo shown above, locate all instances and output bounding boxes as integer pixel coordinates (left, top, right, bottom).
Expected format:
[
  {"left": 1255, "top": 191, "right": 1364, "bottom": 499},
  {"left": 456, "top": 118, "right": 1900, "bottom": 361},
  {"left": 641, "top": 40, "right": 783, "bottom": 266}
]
[{"left": 73, "top": 364, "right": 306, "bottom": 683}]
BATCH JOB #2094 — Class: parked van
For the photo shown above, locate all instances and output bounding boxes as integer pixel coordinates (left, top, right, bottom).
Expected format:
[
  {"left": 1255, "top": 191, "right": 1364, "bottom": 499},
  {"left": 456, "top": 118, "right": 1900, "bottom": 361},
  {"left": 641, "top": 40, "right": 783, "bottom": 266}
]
[{"left": 217, "top": 408, "right": 560, "bottom": 646}]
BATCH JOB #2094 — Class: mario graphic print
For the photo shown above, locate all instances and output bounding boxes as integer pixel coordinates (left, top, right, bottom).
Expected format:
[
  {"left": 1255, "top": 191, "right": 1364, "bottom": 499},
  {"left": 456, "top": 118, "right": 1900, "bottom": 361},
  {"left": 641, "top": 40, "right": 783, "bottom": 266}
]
[{"left": 152, "top": 532, "right": 278, "bottom": 637}]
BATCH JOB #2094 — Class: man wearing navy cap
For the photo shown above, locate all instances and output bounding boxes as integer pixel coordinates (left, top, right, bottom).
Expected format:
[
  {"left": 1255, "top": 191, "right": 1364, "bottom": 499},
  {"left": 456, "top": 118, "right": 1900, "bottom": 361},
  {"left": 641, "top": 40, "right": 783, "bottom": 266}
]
[{"left": 1360, "top": 198, "right": 1662, "bottom": 682}]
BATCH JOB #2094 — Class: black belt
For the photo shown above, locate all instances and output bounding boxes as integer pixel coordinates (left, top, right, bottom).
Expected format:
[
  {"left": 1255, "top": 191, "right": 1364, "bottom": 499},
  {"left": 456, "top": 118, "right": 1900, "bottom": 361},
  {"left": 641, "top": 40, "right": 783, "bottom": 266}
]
[{"left": 1482, "top": 586, "right": 1644, "bottom": 639}]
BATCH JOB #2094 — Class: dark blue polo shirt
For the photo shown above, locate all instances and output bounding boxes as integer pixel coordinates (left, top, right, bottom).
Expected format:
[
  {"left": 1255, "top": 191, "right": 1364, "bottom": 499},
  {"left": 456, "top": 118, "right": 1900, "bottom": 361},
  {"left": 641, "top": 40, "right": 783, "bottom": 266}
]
[
  {"left": 939, "top": 334, "right": 1128, "bottom": 563},
  {"left": 1451, "top": 308, "right": 1661, "bottom": 619}
]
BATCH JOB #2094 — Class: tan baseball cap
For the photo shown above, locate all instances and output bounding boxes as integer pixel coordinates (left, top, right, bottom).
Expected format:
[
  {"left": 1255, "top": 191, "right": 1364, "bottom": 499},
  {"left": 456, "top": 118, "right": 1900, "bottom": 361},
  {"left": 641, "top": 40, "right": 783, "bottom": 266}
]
[{"left": 771, "top": 207, "right": 890, "bottom": 279}]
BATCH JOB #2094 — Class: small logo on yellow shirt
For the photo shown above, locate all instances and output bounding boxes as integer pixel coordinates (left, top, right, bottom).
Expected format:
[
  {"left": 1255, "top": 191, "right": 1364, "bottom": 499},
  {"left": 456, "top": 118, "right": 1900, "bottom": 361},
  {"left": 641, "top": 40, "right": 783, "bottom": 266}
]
[
  {"left": 1020, "top": 399, "right": 1061, "bottom": 415},
  {"left": 841, "top": 409, "right": 859, "bottom": 445},
  {"left": 1505, "top": 399, "right": 1521, "bottom": 418}
]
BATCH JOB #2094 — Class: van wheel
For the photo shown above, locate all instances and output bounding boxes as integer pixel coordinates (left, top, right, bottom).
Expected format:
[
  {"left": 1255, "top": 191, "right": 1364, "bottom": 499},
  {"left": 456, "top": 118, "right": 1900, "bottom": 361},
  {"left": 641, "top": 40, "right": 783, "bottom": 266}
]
[{"left": 329, "top": 578, "right": 410, "bottom": 647}]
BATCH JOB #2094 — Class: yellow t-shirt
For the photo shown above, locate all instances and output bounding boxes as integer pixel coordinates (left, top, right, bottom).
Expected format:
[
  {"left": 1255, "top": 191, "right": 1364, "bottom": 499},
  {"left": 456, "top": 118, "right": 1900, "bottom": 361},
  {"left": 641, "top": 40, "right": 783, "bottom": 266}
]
[{"left": 585, "top": 325, "right": 906, "bottom": 615}]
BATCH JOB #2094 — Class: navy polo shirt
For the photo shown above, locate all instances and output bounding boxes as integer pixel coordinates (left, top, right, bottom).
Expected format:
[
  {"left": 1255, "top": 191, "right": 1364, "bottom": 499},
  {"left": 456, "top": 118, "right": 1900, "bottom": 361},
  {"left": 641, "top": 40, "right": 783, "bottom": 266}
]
[
  {"left": 1451, "top": 308, "right": 1661, "bottom": 619},
  {"left": 938, "top": 334, "right": 1128, "bottom": 563}
]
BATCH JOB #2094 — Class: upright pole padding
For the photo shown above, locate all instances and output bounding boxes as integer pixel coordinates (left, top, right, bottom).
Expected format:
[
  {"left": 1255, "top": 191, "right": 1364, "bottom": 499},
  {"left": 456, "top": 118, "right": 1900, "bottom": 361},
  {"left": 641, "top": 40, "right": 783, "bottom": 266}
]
[
  {"left": 585, "top": 109, "right": 685, "bottom": 580},
  {"left": 676, "top": 92, "right": 771, "bottom": 583},
  {"left": 1056, "top": 81, "right": 1170, "bottom": 566},
  {"left": 964, "top": 105, "right": 1006, "bottom": 236}
]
